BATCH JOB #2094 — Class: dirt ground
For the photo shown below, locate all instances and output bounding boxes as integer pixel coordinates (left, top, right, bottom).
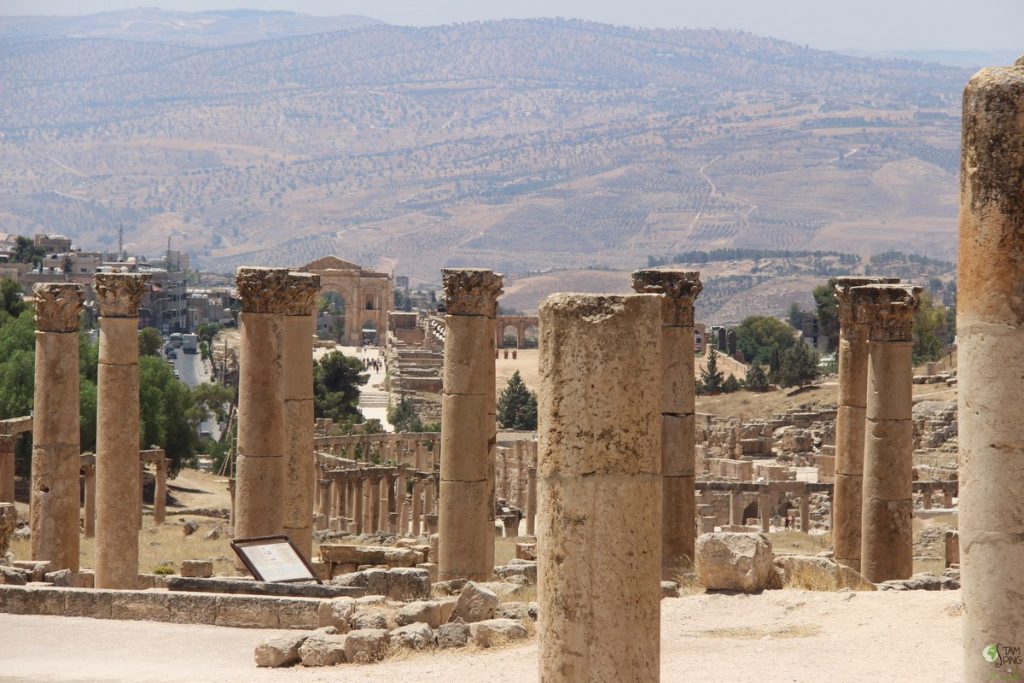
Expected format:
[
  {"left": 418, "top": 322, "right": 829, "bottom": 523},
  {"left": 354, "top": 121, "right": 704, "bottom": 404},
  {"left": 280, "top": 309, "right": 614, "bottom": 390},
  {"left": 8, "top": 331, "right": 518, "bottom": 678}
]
[{"left": 0, "top": 589, "right": 963, "bottom": 682}]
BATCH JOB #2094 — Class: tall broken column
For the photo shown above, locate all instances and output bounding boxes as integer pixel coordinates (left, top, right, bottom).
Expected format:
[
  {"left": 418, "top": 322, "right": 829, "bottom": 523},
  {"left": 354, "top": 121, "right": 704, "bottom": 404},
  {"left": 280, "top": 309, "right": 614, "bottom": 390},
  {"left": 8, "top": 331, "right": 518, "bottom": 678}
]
[
  {"left": 632, "top": 269, "right": 702, "bottom": 574},
  {"left": 235, "top": 267, "right": 289, "bottom": 542},
  {"left": 958, "top": 57, "right": 1024, "bottom": 682},
  {"left": 854, "top": 283, "right": 921, "bottom": 583},
  {"left": 30, "top": 283, "right": 84, "bottom": 573},
  {"left": 438, "top": 269, "right": 502, "bottom": 582},
  {"left": 537, "top": 293, "right": 662, "bottom": 682},
  {"left": 94, "top": 273, "right": 149, "bottom": 589},
  {"left": 832, "top": 276, "right": 899, "bottom": 571},
  {"left": 281, "top": 272, "right": 320, "bottom": 560}
]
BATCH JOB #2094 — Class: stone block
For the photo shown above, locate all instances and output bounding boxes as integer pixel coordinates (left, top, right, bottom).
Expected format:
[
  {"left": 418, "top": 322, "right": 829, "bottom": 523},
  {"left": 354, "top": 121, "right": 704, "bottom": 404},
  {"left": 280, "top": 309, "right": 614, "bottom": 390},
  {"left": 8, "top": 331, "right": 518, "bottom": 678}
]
[
  {"left": 320, "top": 544, "right": 421, "bottom": 567},
  {"left": 254, "top": 633, "right": 308, "bottom": 667},
  {"left": 514, "top": 543, "right": 537, "bottom": 561},
  {"left": 396, "top": 600, "right": 441, "bottom": 628},
  {"left": 166, "top": 593, "right": 217, "bottom": 625},
  {"left": 387, "top": 567, "right": 431, "bottom": 601},
  {"left": 696, "top": 532, "right": 774, "bottom": 593},
  {"left": 343, "top": 628, "right": 390, "bottom": 663},
  {"left": 350, "top": 608, "right": 389, "bottom": 630},
  {"left": 63, "top": 588, "right": 114, "bottom": 619},
  {"left": 317, "top": 596, "right": 356, "bottom": 632},
  {"left": 416, "top": 562, "right": 438, "bottom": 584},
  {"left": 180, "top": 560, "right": 214, "bottom": 578},
  {"left": 390, "top": 622, "right": 435, "bottom": 650},
  {"left": 496, "top": 602, "right": 530, "bottom": 620},
  {"left": 274, "top": 598, "right": 320, "bottom": 630},
  {"left": 468, "top": 618, "right": 529, "bottom": 648},
  {"left": 298, "top": 633, "right": 348, "bottom": 666},
  {"left": 110, "top": 592, "right": 171, "bottom": 621},
  {"left": 437, "top": 620, "right": 469, "bottom": 649},
  {"left": 449, "top": 581, "right": 498, "bottom": 623},
  {"left": 774, "top": 555, "right": 875, "bottom": 592},
  {"left": 215, "top": 595, "right": 280, "bottom": 628}
]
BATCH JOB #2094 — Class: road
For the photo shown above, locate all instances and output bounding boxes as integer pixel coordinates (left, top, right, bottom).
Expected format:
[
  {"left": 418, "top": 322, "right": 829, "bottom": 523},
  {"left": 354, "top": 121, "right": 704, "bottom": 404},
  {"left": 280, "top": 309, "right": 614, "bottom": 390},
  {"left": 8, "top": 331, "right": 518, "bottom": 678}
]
[{"left": 170, "top": 349, "right": 221, "bottom": 440}]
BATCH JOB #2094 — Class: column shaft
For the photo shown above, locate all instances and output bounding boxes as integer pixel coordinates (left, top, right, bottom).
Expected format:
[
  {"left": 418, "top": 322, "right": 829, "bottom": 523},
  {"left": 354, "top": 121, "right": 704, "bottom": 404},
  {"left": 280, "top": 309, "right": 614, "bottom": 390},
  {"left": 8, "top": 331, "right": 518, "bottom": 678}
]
[
  {"left": 537, "top": 293, "right": 662, "bottom": 682},
  {"left": 0, "top": 437, "right": 15, "bottom": 504},
  {"left": 83, "top": 466, "right": 96, "bottom": 538}
]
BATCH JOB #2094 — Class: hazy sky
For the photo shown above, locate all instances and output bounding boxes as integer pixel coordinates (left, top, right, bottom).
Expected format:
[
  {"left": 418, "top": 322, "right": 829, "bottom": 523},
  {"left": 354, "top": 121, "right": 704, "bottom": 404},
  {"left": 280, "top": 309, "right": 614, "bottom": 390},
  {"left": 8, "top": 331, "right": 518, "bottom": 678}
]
[{"left": 2, "top": 0, "right": 1021, "bottom": 52}]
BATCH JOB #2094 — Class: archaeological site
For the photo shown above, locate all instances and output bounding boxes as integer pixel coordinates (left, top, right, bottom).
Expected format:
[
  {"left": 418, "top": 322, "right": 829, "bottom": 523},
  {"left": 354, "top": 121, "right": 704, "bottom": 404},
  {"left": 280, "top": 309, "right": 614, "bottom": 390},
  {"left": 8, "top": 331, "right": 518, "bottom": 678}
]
[{"left": 0, "top": 10, "right": 1021, "bottom": 683}]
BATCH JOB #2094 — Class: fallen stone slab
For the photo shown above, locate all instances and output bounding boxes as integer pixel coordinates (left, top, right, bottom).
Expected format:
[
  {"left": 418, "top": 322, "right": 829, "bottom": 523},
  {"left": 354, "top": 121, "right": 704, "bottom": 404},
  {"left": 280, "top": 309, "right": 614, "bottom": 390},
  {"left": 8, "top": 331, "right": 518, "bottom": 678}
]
[
  {"left": 449, "top": 581, "right": 498, "bottom": 623},
  {"left": 255, "top": 633, "right": 308, "bottom": 667},
  {"left": 390, "top": 622, "right": 434, "bottom": 650},
  {"left": 774, "top": 555, "right": 875, "bottom": 592},
  {"left": 320, "top": 544, "right": 422, "bottom": 568},
  {"left": 696, "top": 532, "right": 774, "bottom": 593},
  {"left": 167, "top": 576, "right": 364, "bottom": 599},
  {"left": 343, "top": 628, "right": 390, "bottom": 663},
  {"left": 468, "top": 618, "right": 529, "bottom": 648},
  {"left": 298, "top": 633, "right": 348, "bottom": 666}
]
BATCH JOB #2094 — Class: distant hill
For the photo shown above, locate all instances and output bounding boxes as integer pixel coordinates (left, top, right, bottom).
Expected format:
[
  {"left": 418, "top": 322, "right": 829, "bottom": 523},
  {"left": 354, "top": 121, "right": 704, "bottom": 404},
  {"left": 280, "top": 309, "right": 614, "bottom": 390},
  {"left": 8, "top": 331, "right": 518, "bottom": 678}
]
[
  {"left": 0, "top": 8, "right": 382, "bottom": 45},
  {"left": 0, "top": 16, "right": 972, "bottom": 284}
]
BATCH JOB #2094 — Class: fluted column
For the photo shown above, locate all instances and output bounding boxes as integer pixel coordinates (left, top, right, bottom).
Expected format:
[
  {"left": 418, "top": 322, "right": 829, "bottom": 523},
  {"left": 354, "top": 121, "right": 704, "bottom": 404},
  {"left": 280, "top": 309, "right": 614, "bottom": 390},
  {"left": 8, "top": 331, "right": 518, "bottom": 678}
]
[
  {"left": 30, "top": 284, "right": 83, "bottom": 573},
  {"left": 832, "top": 276, "right": 899, "bottom": 571},
  {"left": 958, "top": 57, "right": 1024, "bottom": 682},
  {"left": 235, "top": 267, "right": 289, "bottom": 543},
  {"left": 281, "top": 272, "right": 320, "bottom": 560},
  {"left": 633, "top": 269, "right": 702, "bottom": 574},
  {"left": 438, "top": 269, "right": 502, "bottom": 581},
  {"left": 94, "top": 273, "right": 149, "bottom": 589},
  {"left": 854, "top": 284, "right": 921, "bottom": 583}
]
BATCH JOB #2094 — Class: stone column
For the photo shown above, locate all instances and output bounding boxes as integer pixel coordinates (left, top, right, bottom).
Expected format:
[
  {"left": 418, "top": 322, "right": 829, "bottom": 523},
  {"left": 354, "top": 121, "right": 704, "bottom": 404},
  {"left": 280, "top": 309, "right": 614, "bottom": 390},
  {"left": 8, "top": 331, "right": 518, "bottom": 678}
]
[
  {"left": 438, "top": 269, "right": 503, "bottom": 582},
  {"left": 0, "top": 435, "right": 15, "bottom": 504},
  {"left": 728, "top": 491, "right": 740, "bottom": 526},
  {"left": 537, "top": 293, "right": 662, "bottom": 683},
  {"left": 855, "top": 284, "right": 921, "bottom": 583},
  {"left": 82, "top": 464, "right": 96, "bottom": 538},
  {"left": 424, "top": 475, "right": 436, "bottom": 516},
  {"left": 399, "top": 499, "right": 410, "bottom": 536},
  {"left": 30, "top": 284, "right": 84, "bottom": 572},
  {"left": 525, "top": 466, "right": 537, "bottom": 536},
  {"left": 362, "top": 475, "right": 374, "bottom": 533},
  {"left": 922, "top": 484, "right": 932, "bottom": 510},
  {"left": 411, "top": 478, "right": 424, "bottom": 537},
  {"left": 281, "top": 272, "right": 320, "bottom": 560},
  {"left": 832, "top": 276, "right": 899, "bottom": 571},
  {"left": 94, "top": 273, "right": 149, "bottom": 589},
  {"left": 317, "top": 478, "right": 330, "bottom": 531},
  {"left": 352, "top": 474, "right": 364, "bottom": 534},
  {"left": 633, "top": 269, "right": 702, "bottom": 575},
  {"left": 958, "top": 57, "right": 1024, "bottom": 682},
  {"left": 153, "top": 456, "right": 167, "bottom": 525},
  {"left": 759, "top": 495, "right": 771, "bottom": 533},
  {"left": 799, "top": 496, "right": 810, "bottom": 533},
  {"left": 235, "top": 268, "right": 289, "bottom": 542},
  {"left": 378, "top": 474, "right": 390, "bottom": 532}
]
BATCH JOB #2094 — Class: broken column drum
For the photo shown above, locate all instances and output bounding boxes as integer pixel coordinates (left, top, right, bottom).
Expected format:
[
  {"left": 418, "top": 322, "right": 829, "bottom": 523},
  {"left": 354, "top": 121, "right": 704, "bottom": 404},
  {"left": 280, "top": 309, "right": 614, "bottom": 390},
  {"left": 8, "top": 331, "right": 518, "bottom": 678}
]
[
  {"left": 281, "top": 272, "right": 320, "bottom": 560},
  {"left": 235, "top": 267, "right": 290, "bottom": 542},
  {"left": 94, "top": 273, "right": 149, "bottom": 589},
  {"left": 30, "top": 283, "right": 84, "bottom": 573},
  {"left": 957, "top": 57, "right": 1024, "bottom": 682},
  {"left": 832, "top": 276, "right": 899, "bottom": 571},
  {"left": 632, "top": 269, "right": 702, "bottom": 574},
  {"left": 854, "top": 284, "right": 921, "bottom": 584},
  {"left": 438, "top": 269, "right": 503, "bottom": 582},
  {"left": 537, "top": 293, "right": 662, "bottom": 683}
]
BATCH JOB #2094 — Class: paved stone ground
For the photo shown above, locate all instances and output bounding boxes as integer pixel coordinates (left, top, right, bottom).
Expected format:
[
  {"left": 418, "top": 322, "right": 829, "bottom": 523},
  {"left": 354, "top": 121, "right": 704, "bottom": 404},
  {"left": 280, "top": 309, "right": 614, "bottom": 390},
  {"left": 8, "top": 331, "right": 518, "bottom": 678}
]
[{"left": 0, "top": 589, "right": 962, "bottom": 682}]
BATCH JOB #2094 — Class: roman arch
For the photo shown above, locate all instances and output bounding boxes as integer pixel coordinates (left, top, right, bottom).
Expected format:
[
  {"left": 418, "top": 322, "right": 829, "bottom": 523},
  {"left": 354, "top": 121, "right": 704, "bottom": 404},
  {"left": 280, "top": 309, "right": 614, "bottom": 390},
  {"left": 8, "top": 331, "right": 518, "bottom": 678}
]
[
  {"left": 495, "top": 315, "right": 539, "bottom": 348},
  {"left": 300, "top": 256, "right": 393, "bottom": 346}
]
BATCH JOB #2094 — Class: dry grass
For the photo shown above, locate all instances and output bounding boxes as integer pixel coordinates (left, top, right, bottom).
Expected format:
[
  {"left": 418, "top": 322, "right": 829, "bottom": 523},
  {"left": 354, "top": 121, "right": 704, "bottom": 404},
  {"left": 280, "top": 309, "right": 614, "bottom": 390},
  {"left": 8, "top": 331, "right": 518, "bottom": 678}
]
[
  {"left": 493, "top": 536, "right": 520, "bottom": 567},
  {"left": 768, "top": 530, "right": 832, "bottom": 555}
]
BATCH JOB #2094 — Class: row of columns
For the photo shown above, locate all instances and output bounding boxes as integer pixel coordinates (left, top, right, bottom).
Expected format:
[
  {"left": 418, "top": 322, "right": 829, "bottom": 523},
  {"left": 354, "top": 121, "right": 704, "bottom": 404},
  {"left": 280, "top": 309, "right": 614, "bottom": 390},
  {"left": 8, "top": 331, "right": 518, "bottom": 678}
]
[
  {"left": 832, "top": 278, "right": 922, "bottom": 583},
  {"left": 313, "top": 468, "right": 441, "bottom": 537},
  {"left": 315, "top": 435, "right": 440, "bottom": 469}
]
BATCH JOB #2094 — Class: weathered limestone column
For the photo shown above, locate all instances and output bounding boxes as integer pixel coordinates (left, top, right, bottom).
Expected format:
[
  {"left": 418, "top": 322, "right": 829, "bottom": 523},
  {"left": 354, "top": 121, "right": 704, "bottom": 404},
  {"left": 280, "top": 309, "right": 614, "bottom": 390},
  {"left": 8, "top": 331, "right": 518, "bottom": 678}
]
[
  {"left": 633, "top": 269, "right": 702, "bottom": 574},
  {"left": 94, "top": 273, "right": 149, "bottom": 589},
  {"left": 281, "top": 272, "right": 320, "bottom": 560},
  {"left": 82, "top": 464, "right": 96, "bottom": 538},
  {"left": 30, "top": 284, "right": 84, "bottom": 572},
  {"left": 759, "top": 495, "right": 771, "bottom": 533},
  {"left": 153, "top": 456, "right": 167, "bottom": 524},
  {"left": 537, "top": 293, "right": 662, "bottom": 683},
  {"left": 411, "top": 478, "right": 424, "bottom": 537},
  {"left": 438, "top": 269, "right": 502, "bottom": 582},
  {"left": 235, "top": 267, "right": 289, "bottom": 542},
  {"left": 362, "top": 475, "right": 374, "bottom": 532},
  {"left": 0, "top": 436, "right": 15, "bottom": 504},
  {"left": 378, "top": 475, "right": 390, "bottom": 532},
  {"left": 352, "top": 474, "right": 364, "bottom": 534},
  {"left": 317, "top": 478, "right": 331, "bottom": 531},
  {"left": 525, "top": 466, "right": 537, "bottom": 536},
  {"left": 855, "top": 284, "right": 921, "bottom": 583},
  {"left": 424, "top": 475, "right": 436, "bottom": 516},
  {"left": 958, "top": 57, "right": 1024, "bottom": 681},
  {"left": 799, "top": 496, "right": 810, "bottom": 533},
  {"left": 399, "top": 499, "right": 410, "bottom": 536},
  {"left": 728, "top": 491, "right": 740, "bottom": 526},
  {"left": 922, "top": 484, "right": 933, "bottom": 510},
  {"left": 832, "top": 276, "right": 899, "bottom": 571}
]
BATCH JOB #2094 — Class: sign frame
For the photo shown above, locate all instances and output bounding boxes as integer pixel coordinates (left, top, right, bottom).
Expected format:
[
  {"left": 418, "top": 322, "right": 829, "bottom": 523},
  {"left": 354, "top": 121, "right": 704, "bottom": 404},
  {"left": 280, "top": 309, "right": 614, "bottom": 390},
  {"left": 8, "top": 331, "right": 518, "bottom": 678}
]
[{"left": 229, "top": 535, "right": 322, "bottom": 584}]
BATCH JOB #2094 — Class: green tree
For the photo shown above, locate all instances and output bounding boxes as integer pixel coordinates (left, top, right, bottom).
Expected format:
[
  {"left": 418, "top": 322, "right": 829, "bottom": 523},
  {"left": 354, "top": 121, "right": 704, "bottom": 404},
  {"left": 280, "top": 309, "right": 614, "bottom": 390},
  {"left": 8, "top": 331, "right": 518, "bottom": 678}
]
[
  {"left": 138, "top": 356, "right": 196, "bottom": 475},
  {"left": 138, "top": 327, "right": 163, "bottom": 357},
  {"left": 722, "top": 374, "right": 741, "bottom": 393},
  {"left": 388, "top": 395, "right": 425, "bottom": 433},
  {"left": 813, "top": 283, "right": 840, "bottom": 351},
  {"left": 787, "top": 302, "right": 807, "bottom": 330},
  {"left": 698, "top": 346, "right": 725, "bottom": 395},
  {"left": 12, "top": 236, "right": 44, "bottom": 266},
  {"left": 735, "top": 316, "right": 797, "bottom": 368},
  {"left": 777, "top": 342, "right": 820, "bottom": 388},
  {"left": 913, "top": 292, "right": 950, "bottom": 364},
  {"left": 496, "top": 371, "right": 538, "bottom": 430},
  {"left": 313, "top": 351, "right": 368, "bottom": 423},
  {"left": 744, "top": 363, "right": 771, "bottom": 392},
  {"left": 0, "top": 279, "right": 25, "bottom": 318}
]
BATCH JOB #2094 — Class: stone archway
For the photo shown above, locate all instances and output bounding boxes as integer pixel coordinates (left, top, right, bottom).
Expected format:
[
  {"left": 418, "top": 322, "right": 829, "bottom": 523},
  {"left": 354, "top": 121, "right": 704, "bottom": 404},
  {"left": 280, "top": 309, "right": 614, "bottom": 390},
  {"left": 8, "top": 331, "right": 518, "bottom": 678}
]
[
  {"left": 361, "top": 319, "right": 378, "bottom": 346},
  {"left": 522, "top": 323, "right": 539, "bottom": 349},
  {"left": 501, "top": 324, "right": 519, "bottom": 348},
  {"left": 741, "top": 501, "right": 759, "bottom": 526},
  {"left": 301, "top": 256, "right": 393, "bottom": 346},
  {"left": 318, "top": 288, "right": 351, "bottom": 343}
]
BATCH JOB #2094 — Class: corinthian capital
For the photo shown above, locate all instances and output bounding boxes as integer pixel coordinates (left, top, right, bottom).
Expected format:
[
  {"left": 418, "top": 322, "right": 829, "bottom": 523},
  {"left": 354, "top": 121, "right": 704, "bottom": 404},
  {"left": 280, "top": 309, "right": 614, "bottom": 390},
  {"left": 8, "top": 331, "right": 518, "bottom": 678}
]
[
  {"left": 850, "top": 284, "right": 923, "bottom": 342},
  {"left": 631, "top": 269, "right": 703, "bottom": 326},
  {"left": 94, "top": 273, "right": 151, "bottom": 318},
  {"left": 33, "top": 283, "right": 84, "bottom": 333},
  {"left": 236, "top": 267, "right": 292, "bottom": 314},
  {"left": 283, "top": 272, "right": 321, "bottom": 316},
  {"left": 833, "top": 277, "right": 900, "bottom": 326},
  {"left": 442, "top": 268, "right": 503, "bottom": 316}
]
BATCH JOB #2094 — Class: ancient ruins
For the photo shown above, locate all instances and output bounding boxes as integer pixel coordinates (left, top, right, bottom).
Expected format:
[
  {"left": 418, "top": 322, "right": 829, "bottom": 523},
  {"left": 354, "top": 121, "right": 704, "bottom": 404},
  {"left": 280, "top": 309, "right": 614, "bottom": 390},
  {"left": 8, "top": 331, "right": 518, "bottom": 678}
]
[{"left": 0, "top": 55, "right": 1022, "bottom": 683}]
